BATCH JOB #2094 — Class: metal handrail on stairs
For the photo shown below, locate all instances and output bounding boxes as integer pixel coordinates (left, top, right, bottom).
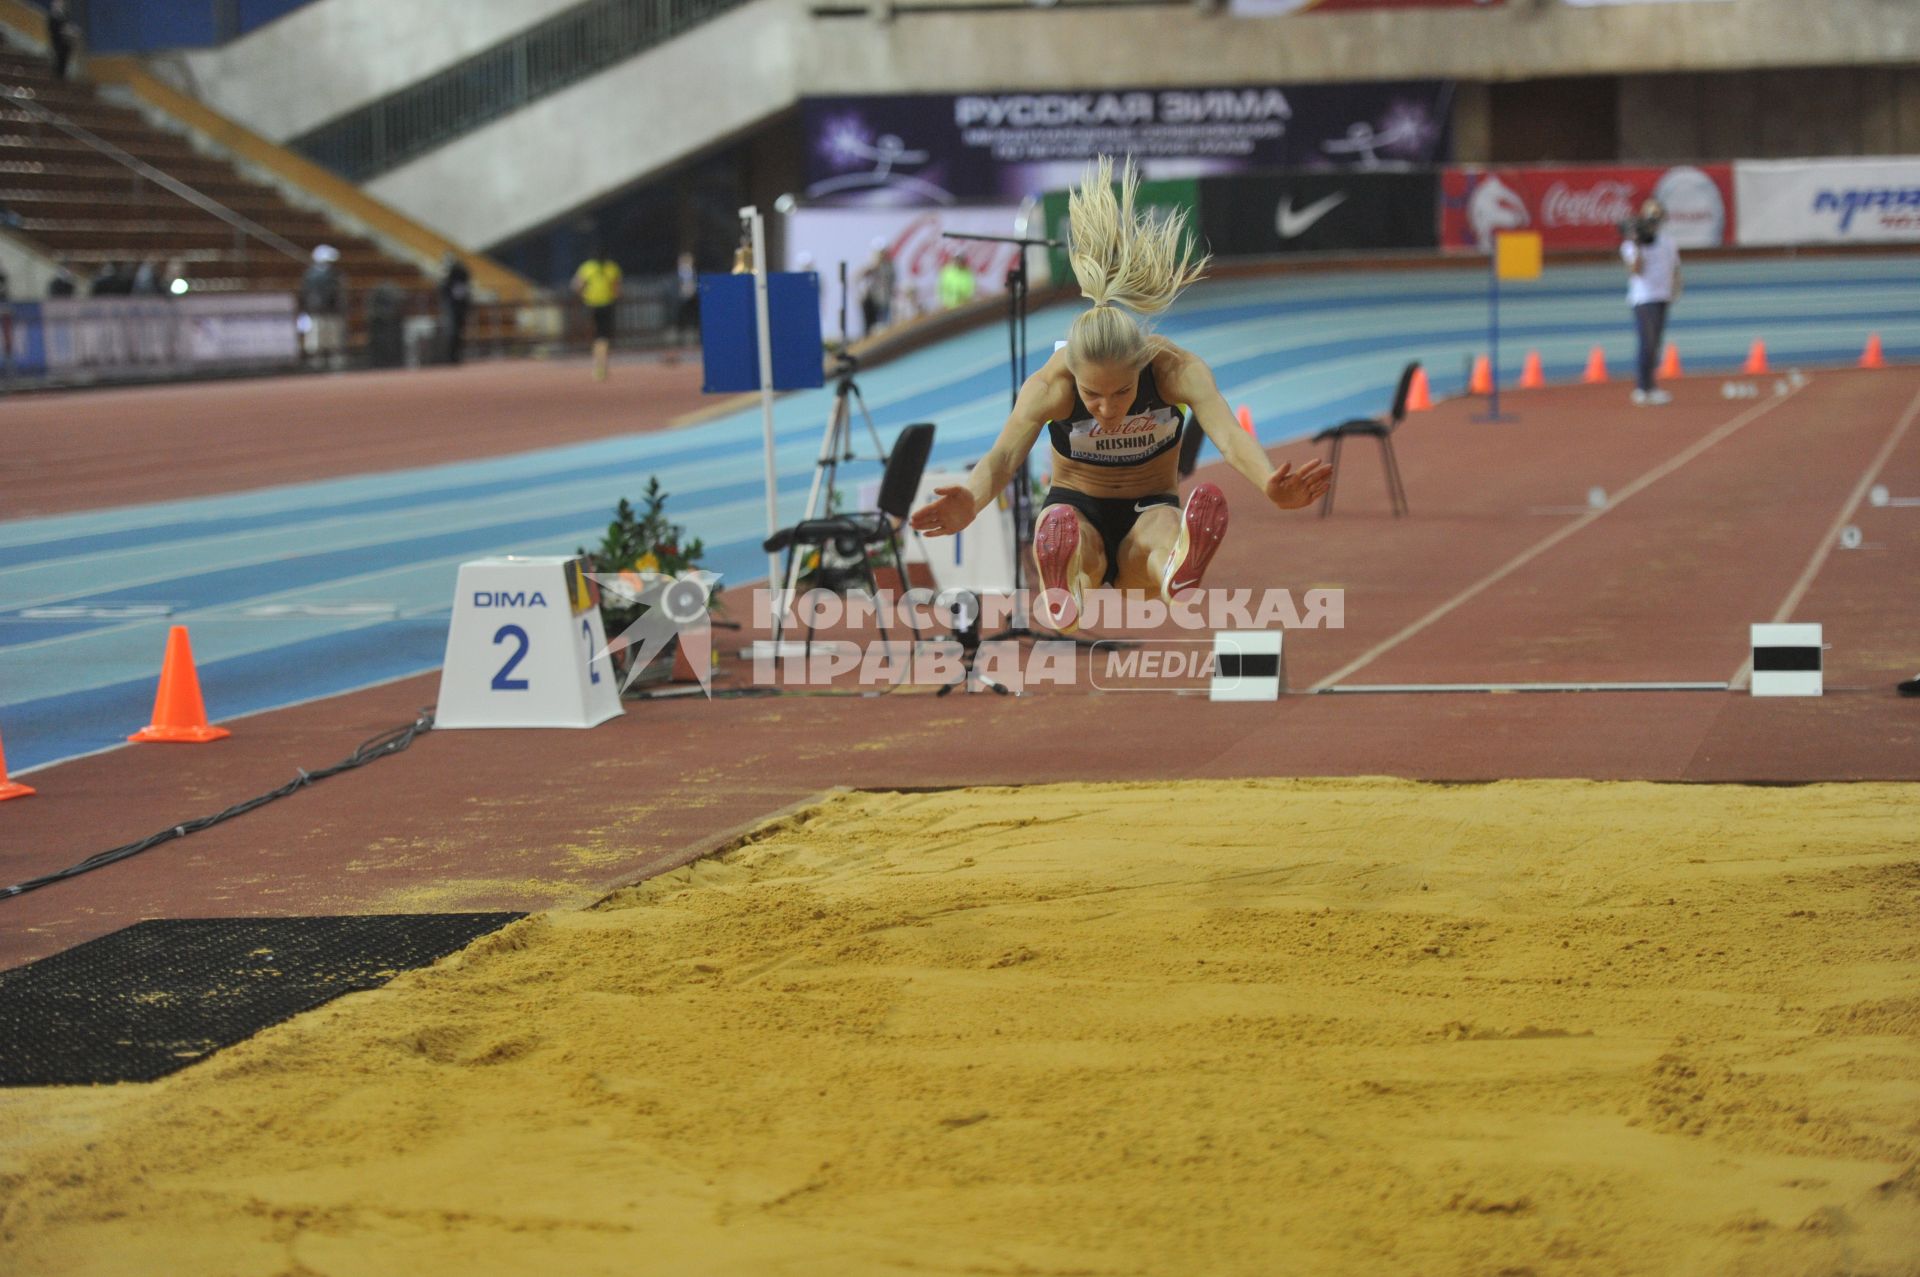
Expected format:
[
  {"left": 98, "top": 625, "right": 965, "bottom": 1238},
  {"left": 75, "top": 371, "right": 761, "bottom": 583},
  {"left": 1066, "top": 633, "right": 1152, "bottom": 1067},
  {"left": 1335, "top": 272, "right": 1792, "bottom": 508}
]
[
  {"left": 291, "top": 0, "right": 756, "bottom": 182},
  {"left": 1, "top": 84, "right": 307, "bottom": 262}
]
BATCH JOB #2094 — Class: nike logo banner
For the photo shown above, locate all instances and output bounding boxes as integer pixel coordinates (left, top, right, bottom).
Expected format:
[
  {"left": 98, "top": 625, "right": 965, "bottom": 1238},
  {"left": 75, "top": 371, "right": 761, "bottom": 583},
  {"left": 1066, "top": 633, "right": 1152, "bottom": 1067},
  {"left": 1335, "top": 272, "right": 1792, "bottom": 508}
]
[
  {"left": 1199, "top": 171, "right": 1439, "bottom": 256},
  {"left": 1276, "top": 192, "right": 1349, "bottom": 238}
]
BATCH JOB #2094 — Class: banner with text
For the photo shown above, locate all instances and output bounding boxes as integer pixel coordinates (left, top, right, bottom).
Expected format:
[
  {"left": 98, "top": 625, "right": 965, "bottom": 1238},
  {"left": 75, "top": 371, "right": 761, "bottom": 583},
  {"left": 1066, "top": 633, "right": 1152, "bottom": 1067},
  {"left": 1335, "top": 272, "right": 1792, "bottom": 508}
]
[
  {"left": 38, "top": 294, "right": 299, "bottom": 379},
  {"left": 1197, "top": 171, "right": 1439, "bottom": 256},
  {"left": 1230, "top": 0, "right": 1502, "bottom": 13},
  {"left": 784, "top": 205, "right": 1026, "bottom": 339},
  {"left": 801, "top": 83, "right": 1453, "bottom": 207},
  {"left": 1734, "top": 158, "right": 1920, "bottom": 246},
  {"left": 1441, "top": 164, "right": 1733, "bottom": 252}
]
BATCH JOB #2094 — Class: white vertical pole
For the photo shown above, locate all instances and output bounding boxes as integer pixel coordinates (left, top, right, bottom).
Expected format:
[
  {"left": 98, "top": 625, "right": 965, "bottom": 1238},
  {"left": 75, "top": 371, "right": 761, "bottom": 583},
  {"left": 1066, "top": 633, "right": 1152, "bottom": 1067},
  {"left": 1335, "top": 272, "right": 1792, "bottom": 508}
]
[{"left": 742, "top": 205, "right": 781, "bottom": 591}]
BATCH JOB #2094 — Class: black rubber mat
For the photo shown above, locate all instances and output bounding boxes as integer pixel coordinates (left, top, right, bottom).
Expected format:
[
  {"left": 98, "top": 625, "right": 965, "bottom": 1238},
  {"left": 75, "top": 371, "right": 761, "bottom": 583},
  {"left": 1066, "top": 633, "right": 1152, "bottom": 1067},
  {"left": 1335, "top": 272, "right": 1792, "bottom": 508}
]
[{"left": 0, "top": 913, "right": 523, "bottom": 1086}]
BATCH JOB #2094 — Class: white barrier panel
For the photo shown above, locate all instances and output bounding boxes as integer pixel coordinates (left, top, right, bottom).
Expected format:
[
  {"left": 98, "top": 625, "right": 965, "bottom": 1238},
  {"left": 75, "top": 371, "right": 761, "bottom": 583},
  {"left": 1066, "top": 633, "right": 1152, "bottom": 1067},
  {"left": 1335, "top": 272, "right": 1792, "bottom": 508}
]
[
  {"left": 1211, "top": 631, "right": 1283, "bottom": 702},
  {"left": 854, "top": 469, "right": 1017, "bottom": 594},
  {"left": 1749, "top": 622, "right": 1822, "bottom": 698},
  {"left": 783, "top": 206, "right": 1021, "bottom": 337},
  {"left": 436, "top": 557, "right": 623, "bottom": 729},
  {"left": 1734, "top": 158, "right": 1920, "bottom": 246},
  {"left": 917, "top": 469, "right": 1018, "bottom": 595},
  {"left": 39, "top": 293, "right": 299, "bottom": 378}
]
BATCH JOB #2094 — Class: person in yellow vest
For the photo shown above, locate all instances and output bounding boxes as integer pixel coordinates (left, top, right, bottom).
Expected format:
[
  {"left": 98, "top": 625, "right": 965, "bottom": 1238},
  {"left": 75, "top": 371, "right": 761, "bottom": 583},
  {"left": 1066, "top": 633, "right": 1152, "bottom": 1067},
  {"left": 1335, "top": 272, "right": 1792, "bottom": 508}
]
[
  {"left": 938, "top": 255, "right": 976, "bottom": 310},
  {"left": 571, "top": 245, "right": 622, "bottom": 381}
]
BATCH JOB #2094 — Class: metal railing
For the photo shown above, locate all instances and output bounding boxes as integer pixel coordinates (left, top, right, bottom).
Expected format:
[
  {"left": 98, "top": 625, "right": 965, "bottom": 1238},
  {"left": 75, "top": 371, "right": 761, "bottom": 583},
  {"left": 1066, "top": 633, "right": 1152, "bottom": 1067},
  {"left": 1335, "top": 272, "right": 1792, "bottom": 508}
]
[
  {"left": 291, "top": 0, "right": 757, "bottom": 182},
  {"left": 0, "top": 85, "right": 308, "bottom": 263}
]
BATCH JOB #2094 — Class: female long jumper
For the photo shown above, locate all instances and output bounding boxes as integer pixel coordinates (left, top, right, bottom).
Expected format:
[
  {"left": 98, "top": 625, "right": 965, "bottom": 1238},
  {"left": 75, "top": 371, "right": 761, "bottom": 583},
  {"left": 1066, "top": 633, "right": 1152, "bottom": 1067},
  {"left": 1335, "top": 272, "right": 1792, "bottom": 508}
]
[{"left": 908, "top": 156, "right": 1332, "bottom": 631}]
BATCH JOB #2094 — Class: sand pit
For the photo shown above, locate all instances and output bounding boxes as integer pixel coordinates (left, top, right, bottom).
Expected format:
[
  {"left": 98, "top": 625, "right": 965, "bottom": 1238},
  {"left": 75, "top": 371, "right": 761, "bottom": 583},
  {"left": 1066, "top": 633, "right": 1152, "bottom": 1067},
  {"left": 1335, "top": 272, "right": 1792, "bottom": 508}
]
[{"left": 2, "top": 778, "right": 1917, "bottom": 1275}]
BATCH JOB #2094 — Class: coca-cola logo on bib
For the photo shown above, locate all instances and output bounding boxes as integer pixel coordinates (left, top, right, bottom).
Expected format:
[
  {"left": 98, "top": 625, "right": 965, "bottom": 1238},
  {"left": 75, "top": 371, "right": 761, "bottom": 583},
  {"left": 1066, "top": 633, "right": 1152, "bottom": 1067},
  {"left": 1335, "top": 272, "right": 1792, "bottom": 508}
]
[{"left": 1088, "top": 414, "right": 1160, "bottom": 438}]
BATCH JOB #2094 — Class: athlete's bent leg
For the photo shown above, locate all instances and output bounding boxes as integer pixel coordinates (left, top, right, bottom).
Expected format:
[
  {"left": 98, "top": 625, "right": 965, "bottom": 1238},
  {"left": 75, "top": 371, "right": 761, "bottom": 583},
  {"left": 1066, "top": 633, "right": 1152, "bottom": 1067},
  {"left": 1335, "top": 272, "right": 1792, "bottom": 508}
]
[
  {"left": 1033, "top": 504, "right": 1105, "bottom": 632},
  {"left": 1115, "top": 483, "right": 1229, "bottom": 602},
  {"left": 1113, "top": 505, "right": 1180, "bottom": 596}
]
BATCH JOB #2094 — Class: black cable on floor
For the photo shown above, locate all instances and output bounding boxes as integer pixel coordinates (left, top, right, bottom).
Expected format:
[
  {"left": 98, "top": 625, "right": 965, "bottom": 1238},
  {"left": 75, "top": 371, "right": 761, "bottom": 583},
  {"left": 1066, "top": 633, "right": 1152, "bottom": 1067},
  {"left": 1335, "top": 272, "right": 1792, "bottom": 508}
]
[{"left": 1, "top": 710, "right": 435, "bottom": 901}]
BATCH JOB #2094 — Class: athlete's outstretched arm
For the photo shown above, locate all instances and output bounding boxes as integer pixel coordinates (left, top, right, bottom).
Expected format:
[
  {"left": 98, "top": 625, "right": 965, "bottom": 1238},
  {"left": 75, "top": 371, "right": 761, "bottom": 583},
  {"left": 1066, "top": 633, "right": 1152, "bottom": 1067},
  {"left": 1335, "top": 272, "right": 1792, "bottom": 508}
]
[
  {"left": 1160, "top": 350, "right": 1332, "bottom": 511},
  {"left": 909, "top": 369, "right": 1054, "bottom": 537}
]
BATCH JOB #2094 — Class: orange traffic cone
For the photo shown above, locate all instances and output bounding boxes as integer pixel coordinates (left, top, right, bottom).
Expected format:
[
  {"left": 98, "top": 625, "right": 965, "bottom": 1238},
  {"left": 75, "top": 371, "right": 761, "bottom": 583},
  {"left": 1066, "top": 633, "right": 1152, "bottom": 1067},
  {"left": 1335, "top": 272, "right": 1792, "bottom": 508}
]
[
  {"left": 1236, "top": 404, "right": 1256, "bottom": 436},
  {"left": 1406, "top": 366, "right": 1433, "bottom": 412},
  {"left": 1743, "top": 339, "right": 1769, "bottom": 375},
  {"left": 129, "top": 626, "right": 230, "bottom": 744},
  {"left": 1861, "top": 333, "right": 1885, "bottom": 369},
  {"left": 1518, "top": 350, "right": 1545, "bottom": 389},
  {"left": 0, "top": 725, "right": 34, "bottom": 801},
  {"left": 1581, "top": 346, "right": 1609, "bottom": 384},
  {"left": 1658, "top": 343, "right": 1683, "bottom": 379},
  {"left": 1468, "top": 355, "right": 1493, "bottom": 396}
]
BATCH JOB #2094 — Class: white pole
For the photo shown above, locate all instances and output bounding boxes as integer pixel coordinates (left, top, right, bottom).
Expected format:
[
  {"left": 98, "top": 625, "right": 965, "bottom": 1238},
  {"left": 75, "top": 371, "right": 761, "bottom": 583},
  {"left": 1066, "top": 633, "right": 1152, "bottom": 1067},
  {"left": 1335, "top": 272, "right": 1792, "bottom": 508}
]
[{"left": 742, "top": 205, "right": 781, "bottom": 592}]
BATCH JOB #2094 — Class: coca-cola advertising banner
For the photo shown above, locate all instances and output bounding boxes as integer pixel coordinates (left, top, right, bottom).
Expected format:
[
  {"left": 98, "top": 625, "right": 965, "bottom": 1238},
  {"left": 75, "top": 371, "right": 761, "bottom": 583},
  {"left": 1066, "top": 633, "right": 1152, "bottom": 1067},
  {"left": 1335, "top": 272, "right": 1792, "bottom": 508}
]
[
  {"left": 801, "top": 83, "right": 1453, "bottom": 207},
  {"left": 1734, "top": 158, "right": 1920, "bottom": 246},
  {"left": 1441, "top": 164, "right": 1733, "bottom": 252},
  {"left": 1230, "top": 0, "right": 1502, "bottom": 12},
  {"left": 784, "top": 205, "right": 1026, "bottom": 340}
]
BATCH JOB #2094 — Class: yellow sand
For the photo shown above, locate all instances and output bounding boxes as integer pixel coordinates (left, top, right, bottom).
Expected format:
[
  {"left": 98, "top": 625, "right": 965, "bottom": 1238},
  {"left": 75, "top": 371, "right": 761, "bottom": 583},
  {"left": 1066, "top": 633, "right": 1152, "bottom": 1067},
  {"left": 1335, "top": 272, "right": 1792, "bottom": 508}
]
[{"left": 3, "top": 779, "right": 1918, "bottom": 1276}]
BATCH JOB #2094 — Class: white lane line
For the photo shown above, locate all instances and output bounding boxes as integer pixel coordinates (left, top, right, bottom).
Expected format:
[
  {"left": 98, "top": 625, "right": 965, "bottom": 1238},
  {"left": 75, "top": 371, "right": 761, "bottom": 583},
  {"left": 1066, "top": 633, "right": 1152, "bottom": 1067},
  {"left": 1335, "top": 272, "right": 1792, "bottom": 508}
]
[
  {"left": 1308, "top": 388, "right": 1803, "bottom": 692},
  {"left": 1317, "top": 681, "right": 1728, "bottom": 694},
  {"left": 1727, "top": 378, "right": 1920, "bottom": 691}
]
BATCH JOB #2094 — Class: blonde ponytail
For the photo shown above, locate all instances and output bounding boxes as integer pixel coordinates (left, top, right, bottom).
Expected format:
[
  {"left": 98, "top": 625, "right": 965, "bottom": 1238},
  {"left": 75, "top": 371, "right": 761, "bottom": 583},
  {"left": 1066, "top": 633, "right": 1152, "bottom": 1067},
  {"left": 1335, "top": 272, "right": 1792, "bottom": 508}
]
[{"left": 1065, "top": 155, "right": 1210, "bottom": 370}]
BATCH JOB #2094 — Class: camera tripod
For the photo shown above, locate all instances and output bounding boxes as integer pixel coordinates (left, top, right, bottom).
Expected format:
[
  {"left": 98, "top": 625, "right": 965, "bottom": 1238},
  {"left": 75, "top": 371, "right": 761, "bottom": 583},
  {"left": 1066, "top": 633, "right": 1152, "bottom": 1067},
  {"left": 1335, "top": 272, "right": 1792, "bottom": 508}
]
[
  {"left": 768, "top": 348, "right": 890, "bottom": 648},
  {"left": 933, "top": 588, "right": 1010, "bottom": 697}
]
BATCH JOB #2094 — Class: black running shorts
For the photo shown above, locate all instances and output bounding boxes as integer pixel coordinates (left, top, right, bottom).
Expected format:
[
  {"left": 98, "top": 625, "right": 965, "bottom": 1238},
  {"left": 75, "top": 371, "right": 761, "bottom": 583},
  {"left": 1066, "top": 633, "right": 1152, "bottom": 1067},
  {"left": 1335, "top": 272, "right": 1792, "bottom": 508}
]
[{"left": 1040, "top": 486, "right": 1178, "bottom": 584}]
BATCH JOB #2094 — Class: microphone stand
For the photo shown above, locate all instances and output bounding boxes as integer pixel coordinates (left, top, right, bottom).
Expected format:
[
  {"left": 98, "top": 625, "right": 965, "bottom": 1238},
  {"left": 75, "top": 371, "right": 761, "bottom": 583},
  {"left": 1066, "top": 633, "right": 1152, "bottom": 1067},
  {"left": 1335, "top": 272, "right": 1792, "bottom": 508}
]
[{"left": 940, "top": 230, "right": 1111, "bottom": 651}]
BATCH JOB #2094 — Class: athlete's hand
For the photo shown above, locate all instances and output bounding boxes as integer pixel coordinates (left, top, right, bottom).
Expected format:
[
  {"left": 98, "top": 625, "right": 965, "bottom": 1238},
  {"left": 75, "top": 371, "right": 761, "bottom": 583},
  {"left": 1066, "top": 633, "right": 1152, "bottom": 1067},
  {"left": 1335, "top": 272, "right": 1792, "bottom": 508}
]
[
  {"left": 1266, "top": 459, "right": 1333, "bottom": 510},
  {"left": 909, "top": 486, "right": 977, "bottom": 537}
]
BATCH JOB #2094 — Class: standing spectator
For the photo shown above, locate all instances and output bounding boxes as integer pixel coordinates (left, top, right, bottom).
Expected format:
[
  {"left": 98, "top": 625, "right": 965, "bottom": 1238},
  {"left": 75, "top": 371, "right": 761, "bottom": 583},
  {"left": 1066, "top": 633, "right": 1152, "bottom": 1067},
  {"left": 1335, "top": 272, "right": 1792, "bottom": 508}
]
[
  {"left": 47, "top": 261, "right": 76, "bottom": 298},
  {"left": 439, "top": 252, "right": 472, "bottom": 365},
  {"left": 571, "top": 243, "right": 621, "bottom": 382},
  {"left": 131, "top": 259, "right": 162, "bottom": 295},
  {"left": 47, "top": 0, "right": 78, "bottom": 81},
  {"left": 858, "top": 240, "right": 895, "bottom": 339},
  {"left": 672, "top": 251, "right": 700, "bottom": 349},
  {"left": 1621, "top": 198, "right": 1681, "bottom": 407},
  {"left": 367, "top": 281, "right": 406, "bottom": 368},
  {"left": 0, "top": 261, "right": 12, "bottom": 375},
  {"left": 90, "top": 261, "right": 132, "bottom": 296},
  {"left": 938, "top": 255, "right": 976, "bottom": 310},
  {"left": 299, "top": 244, "right": 348, "bottom": 370}
]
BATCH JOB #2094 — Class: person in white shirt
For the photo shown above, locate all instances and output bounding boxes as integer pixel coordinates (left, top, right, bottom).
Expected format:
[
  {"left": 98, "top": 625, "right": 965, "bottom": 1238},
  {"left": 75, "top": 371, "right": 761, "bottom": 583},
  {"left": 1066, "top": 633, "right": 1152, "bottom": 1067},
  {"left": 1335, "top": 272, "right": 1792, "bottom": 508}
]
[{"left": 1620, "top": 198, "right": 1682, "bottom": 406}]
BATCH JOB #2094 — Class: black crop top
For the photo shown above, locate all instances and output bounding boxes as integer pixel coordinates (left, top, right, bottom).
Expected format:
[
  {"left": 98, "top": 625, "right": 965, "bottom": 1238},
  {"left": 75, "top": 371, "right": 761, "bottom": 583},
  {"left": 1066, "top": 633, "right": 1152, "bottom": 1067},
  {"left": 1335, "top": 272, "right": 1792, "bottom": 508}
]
[{"left": 1044, "top": 364, "right": 1188, "bottom": 469}]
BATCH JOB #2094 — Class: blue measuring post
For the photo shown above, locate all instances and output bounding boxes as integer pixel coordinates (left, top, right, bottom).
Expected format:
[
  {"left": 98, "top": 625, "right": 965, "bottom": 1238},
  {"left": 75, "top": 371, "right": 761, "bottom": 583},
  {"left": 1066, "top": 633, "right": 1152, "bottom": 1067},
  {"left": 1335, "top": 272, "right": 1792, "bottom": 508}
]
[
  {"left": 1488, "top": 249, "right": 1503, "bottom": 419},
  {"left": 1475, "top": 243, "right": 1516, "bottom": 424},
  {"left": 699, "top": 272, "right": 825, "bottom": 393}
]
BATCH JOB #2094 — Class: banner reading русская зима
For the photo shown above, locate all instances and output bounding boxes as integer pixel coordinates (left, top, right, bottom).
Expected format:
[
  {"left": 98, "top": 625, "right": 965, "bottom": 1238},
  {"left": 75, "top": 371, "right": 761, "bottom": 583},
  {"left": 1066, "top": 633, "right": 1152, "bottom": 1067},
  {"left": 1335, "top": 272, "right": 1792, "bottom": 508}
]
[{"left": 798, "top": 84, "right": 1455, "bottom": 208}]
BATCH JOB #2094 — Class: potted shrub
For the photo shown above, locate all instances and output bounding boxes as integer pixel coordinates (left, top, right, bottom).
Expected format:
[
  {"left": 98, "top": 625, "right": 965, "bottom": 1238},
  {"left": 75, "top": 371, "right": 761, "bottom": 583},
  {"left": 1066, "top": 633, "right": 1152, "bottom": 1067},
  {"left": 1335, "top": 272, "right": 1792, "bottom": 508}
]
[{"left": 577, "top": 478, "right": 714, "bottom": 683}]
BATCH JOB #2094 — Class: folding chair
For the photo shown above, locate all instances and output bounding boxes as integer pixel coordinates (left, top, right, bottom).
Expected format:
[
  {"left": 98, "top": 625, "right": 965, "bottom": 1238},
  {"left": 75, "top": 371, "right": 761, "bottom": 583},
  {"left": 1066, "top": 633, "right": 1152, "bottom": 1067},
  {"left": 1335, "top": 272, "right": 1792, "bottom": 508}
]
[
  {"left": 763, "top": 422, "right": 935, "bottom": 651},
  {"left": 1313, "top": 361, "right": 1418, "bottom": 518}
]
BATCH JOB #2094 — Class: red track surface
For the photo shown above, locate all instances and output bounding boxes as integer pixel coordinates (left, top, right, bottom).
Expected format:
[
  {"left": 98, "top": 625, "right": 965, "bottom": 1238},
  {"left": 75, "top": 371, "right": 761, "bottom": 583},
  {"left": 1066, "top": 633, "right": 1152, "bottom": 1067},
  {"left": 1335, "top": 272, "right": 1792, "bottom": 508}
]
[
  {"left": 2, "top": 366, "right": 1916, "bottom": 971},
  {"left": 0, "top": 356, "right": 713, "bottom": 517}
]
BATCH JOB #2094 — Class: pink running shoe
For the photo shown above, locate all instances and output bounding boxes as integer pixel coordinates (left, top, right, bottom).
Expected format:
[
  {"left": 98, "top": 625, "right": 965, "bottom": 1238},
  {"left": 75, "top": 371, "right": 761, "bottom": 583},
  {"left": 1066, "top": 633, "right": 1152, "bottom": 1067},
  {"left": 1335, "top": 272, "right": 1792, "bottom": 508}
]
[
  {"left": 1161, "top": 482, "right": 1229, "bottom": 603},
  {"left": 1032, "top": 503, "right": 1086, "bottom": 632}
]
